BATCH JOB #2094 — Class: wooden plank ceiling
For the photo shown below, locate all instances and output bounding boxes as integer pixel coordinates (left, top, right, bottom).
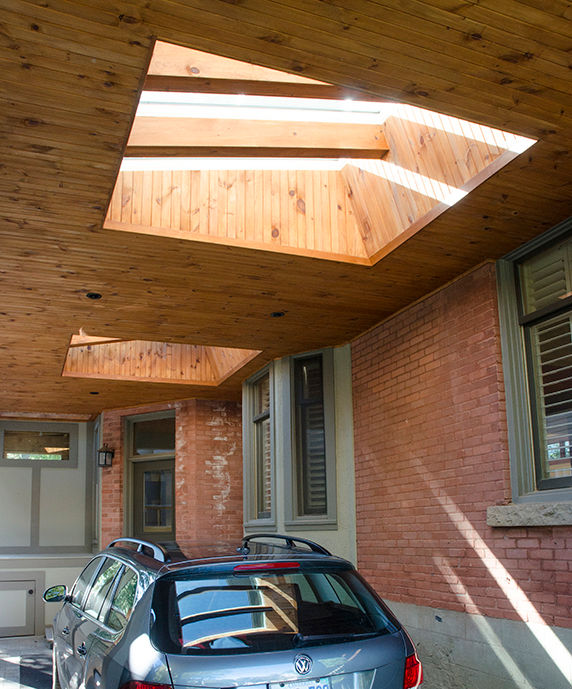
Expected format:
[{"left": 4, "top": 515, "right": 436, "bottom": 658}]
[{"left": 1, "top": 0, "right": 571, "bottom": 417}]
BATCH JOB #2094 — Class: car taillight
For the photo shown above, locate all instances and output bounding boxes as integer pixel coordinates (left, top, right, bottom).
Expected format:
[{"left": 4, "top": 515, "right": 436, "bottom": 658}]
[
  {"left": 120, "top": 683, "right": 172, "bottom": 689},
  {"left": 234, "top": 561, "right": 300, "bottom": 571},
  {"left": 403, "top": 652, "right": 423, "bottom": 689}
]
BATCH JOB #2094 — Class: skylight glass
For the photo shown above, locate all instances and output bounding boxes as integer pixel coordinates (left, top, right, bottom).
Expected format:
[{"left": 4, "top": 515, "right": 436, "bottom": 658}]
[{"left": 137, "top": 91, "right": 392, "bottom": 124}]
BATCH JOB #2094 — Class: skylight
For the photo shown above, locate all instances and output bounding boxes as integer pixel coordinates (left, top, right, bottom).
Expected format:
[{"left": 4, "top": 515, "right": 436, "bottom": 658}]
[
  {"left": 109, "top": 41, "right": 537, "bottom": 266},
  {"left": 136, "top": 92, "right": 392, "bottom": 124}
]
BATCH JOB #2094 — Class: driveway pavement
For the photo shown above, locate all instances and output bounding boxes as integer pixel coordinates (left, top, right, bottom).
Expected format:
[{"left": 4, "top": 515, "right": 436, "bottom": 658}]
[{"left": 0, "top": 637, "right": 51, "bottom": 689}]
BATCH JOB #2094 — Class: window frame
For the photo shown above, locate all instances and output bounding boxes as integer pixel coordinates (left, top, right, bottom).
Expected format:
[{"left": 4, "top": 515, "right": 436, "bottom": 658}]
[
  {"left": 285, "top": 349, "right": 337, "bottom": 529},
  {"left": 72, "top": 554, "right": 140, "bottom": 633},
  {"left": 125, "top": 410, "right": 176, "bottom": 463},
  {"left": 0, "top": 421, "right": 78, "bottom": 468},
  {"left": 497, "top": 218, "right": 572, "bottom": 503},
  {"left": 243, "top": 365, "right": 276, "bottom": 528}
]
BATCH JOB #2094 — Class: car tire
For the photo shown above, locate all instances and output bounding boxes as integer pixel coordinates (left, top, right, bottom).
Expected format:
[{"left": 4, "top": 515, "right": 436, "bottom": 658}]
[{"left": 52, "top": 650, "right": 62, "bottom": 689}]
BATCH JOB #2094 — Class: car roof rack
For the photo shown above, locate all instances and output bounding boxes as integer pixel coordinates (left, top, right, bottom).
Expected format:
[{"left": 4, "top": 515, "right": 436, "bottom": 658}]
[
  {"left": 240, "top": 533, "right": 332, "bottom": 556},
  {"left": 107, "top": 537, "right": 168, "bottom": 563}
]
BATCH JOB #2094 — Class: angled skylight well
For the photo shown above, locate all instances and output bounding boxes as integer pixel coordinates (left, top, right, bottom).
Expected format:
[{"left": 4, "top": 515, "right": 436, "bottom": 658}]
[
  {"left": 63, "top": 332, "right": 260, "bottom": 387},
  {"left": 104, "top": 40, "right": 536, "bottom": 266}
]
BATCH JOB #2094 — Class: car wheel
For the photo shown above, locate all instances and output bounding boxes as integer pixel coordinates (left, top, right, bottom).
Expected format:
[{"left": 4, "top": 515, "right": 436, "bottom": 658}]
[{"left": 52, "top": 650, "right": 62, "bottom": 689}]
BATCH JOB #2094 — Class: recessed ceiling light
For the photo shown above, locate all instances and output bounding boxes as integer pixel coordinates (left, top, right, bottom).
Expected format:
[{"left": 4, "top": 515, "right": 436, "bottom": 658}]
[
  {"left": 270, "top": 311, "right": 285, "bottom": 318},
  {"left": 86, "top": 292, "right": 102, "bottom": 300}
]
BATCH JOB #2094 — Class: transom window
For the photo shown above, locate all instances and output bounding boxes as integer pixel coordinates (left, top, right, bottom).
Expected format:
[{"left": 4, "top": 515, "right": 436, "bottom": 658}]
[{"left": 2, "top": 430, "right": 70, "bottom": 461}]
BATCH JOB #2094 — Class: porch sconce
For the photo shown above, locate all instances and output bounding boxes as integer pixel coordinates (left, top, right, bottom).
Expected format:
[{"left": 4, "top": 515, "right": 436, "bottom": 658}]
[{"left": 97, "top": 444, "right": 114, "bottom": 468}]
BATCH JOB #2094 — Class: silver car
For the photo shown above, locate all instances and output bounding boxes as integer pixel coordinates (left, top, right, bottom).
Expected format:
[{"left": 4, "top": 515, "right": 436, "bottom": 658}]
[{"left": 44, "top": 534, "right": 423, "bottom": 689}]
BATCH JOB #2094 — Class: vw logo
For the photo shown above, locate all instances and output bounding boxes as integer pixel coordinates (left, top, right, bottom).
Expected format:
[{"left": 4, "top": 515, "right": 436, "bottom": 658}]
[{"left": 294, "top": 654, "right": 312, "bottom": 675}]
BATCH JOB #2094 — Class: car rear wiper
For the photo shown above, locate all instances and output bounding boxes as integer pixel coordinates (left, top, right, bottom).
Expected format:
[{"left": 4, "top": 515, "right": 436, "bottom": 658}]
[{"left": 293, "top": 632, "right": 378, "bottom": 646}]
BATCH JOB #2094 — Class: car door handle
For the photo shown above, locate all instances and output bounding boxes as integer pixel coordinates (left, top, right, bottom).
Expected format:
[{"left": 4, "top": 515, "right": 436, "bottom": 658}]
[
  {"left": 62, "top": 627, "right": 70, "bottom": 635},
  {"left": 76, "top": 642, "right": 87, "bottom": 656}
]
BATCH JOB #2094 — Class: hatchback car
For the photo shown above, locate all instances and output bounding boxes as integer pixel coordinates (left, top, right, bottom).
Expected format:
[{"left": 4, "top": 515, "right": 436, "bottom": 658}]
[{"left": 44, "top": 534, "right": 423, "bottom": 689}]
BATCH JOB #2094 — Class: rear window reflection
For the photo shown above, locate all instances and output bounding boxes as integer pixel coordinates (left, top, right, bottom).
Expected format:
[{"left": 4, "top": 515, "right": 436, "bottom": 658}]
[{"left": 151, "top": 567, "right": 395, "bottom": 655}]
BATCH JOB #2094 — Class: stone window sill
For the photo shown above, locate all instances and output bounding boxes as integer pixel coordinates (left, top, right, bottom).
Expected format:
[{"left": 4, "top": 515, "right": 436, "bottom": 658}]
[{"left": 487, "top": 502, "right": 572, "bottom": 527}]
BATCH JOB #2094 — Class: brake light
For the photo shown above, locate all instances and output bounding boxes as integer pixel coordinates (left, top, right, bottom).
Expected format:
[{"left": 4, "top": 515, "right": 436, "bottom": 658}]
[
  {"left": 403, "top": 652, "right": 423, "bottom": 688},
  {"left": 234, "top": 561, "right": 300, "bottom": 571},
  {"left": 119, "top": 683, "right": 172, "bottom": 689}
]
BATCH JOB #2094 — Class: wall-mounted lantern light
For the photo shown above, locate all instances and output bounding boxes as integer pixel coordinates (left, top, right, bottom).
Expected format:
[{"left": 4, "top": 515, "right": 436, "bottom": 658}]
[{"left": 97, "top": 444, "right": 114, "bottom": 468}]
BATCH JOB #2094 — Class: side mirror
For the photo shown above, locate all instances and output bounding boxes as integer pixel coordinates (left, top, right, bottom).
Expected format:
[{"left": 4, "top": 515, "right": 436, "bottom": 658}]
[{"left": 43, "top": 585, "right": 68, "bottom": 603}]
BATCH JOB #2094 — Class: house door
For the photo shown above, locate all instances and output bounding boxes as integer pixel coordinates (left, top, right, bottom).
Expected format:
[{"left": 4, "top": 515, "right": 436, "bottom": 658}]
[{"left": 132, "top": 459, "right": 176, "bottom": 543}]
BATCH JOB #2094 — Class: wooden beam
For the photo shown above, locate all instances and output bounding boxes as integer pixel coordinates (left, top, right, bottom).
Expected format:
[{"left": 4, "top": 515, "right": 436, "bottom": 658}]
[
  {"left": 125, "top": 146, "right": 386, "bottom": 158},
  {"left": 143, "top": 75, "right": 385, "bottom": 102},
  {"left": 127, "top": 118, "right": 388, "bottom": 157},
  {"left": 148, "top": 41, "right": 322, "bottom": 85}
]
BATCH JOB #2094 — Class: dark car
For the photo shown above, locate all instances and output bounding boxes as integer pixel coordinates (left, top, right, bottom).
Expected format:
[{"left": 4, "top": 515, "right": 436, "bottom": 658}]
[{"left": 44, "top": 534, "right": 423, "bottom": 689}]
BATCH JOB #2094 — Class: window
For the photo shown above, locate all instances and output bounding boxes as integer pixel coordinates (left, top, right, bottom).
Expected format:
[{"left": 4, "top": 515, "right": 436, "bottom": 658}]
[
  {"left": 106, "top": 566, "right": 138, "bottom": 631},
  {"left": 3, "top": 430, "right": 70, "bottom": 461},
  {"left": 293, "top": 355, "right": 328, "bottom": 516},
  {"left": 253, "top": 372, "right": 272, "bottom": 519},
  {"left": 519, "top": 236, "right": 572, "bottom": 490},
  {"left": 243, "top": 350, "right": 337, "bottom": 529},
  {"left": 0, "top": 421, "right": 79, "bottom": 468},
  {"left": 151, "top": 565, "right": 395, "bottom": 655},
  {"left": 244, "top": 368, "right": 274, "bottom": 524},
  {"left": 498, "top": 221, "right": 572, "bottom": 502},
  {"left": 84, "top": 558, "right": 123, "bottom": 619},
  {"left": 130, "top": 414, "right": 175, "bottom": 457},
  {"left": 288, "top": 351, "right": 336, "bottom": 525},
  {"left": 71, "top": 557, "right": 104, "bottom": 608}
]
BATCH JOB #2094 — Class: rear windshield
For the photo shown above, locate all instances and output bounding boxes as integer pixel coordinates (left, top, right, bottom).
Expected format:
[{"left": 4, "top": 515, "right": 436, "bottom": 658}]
[{"left": 151, "top": 565, "right": 396, "bottom": 655}]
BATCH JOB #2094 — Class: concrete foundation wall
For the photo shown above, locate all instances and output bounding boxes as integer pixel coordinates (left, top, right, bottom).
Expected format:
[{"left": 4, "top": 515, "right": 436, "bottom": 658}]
[{"left": 389, "top": 599, "right": 572, "bottom": 689}]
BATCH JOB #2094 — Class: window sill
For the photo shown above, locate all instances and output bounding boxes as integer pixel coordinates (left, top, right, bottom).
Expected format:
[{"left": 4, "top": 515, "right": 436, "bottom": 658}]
[
  {"left": 487, "top": 502, "right": 572, "bottom": 527},
  {"left": 243, "top": 519, "right": 277, "bottom": 531},
  {"left": 283, "top": 519, "right": 338, "bottom": 531}
]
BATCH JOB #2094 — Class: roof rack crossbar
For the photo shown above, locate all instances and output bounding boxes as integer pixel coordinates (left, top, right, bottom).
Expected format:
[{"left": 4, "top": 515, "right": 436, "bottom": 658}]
[
  {"left": 107, "top": 537, "right": 168, "bottom": 562},
  {"left": 240, "top": 533, "right": 332, "bottom": 556}
]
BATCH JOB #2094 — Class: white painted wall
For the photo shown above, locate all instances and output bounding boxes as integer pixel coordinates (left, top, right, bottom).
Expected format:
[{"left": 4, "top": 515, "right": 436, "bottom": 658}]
[
  {"left": 0, "top": 420, "right": 95, "bottom": 635},
  {"left": 0, "top": 468, "right": 32, "bottom": 547}
]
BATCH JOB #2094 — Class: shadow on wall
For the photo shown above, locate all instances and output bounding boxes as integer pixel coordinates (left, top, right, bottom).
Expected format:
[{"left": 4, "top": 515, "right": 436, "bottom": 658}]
[{"left": 411, "top": 457, "right": 572, "bottom": 689}]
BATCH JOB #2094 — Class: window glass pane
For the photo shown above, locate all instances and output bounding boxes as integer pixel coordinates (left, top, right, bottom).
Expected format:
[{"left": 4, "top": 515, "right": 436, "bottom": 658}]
[
  {"left": 255, "top": 417, "right": 271, "bottom": 519},
  {"left": 520, "top": 237, "right": 572, "bottom": 315},
  {"left": 132, "top": 416, "right": 175, "bottom": 456},
  {"left": 144, "top": 468, "right": 173, "bottom": 529},
  {"left": 152, "top": 567, "right": 394, "bottom": 655},
  {"left": 529, "top": 312, "right": 572, "bottom": 483},
  {"left": 71, "top": 557, "right": 103, "bottom": 608},
  {"left": 106, "top": 568, "right": 138, "bottom": 631},
  {"left": 294, "top": 356, "right": 327, "bottom": 516},
  {"left": 3, "top": 430, "right": 70, "bottom": 461},
  {"left": 253, "top": 373, "right": 271, "bottom": 520},
  {"left": 254, "top": 374, "right": 270, "bottom": 417},
  {"left": 84, "top": 558, "right": 122, "bottom": 619}
]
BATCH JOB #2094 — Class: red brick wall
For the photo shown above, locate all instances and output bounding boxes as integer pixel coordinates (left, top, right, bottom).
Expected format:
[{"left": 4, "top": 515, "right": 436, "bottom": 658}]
[
  {"left": 352, "top": 263, "right": 572, "bottom": 629},
  {"left": 175, "top": 399, "right": 243, "bottom": 549},
  {"left": 100, "top": 399, "right": 242, "bottom": 549}
]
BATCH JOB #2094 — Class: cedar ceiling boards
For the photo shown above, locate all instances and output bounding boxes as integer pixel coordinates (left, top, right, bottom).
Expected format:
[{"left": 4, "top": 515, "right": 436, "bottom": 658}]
[{"left": 1, "top": 1, "right": 571, "bottom": 416}]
